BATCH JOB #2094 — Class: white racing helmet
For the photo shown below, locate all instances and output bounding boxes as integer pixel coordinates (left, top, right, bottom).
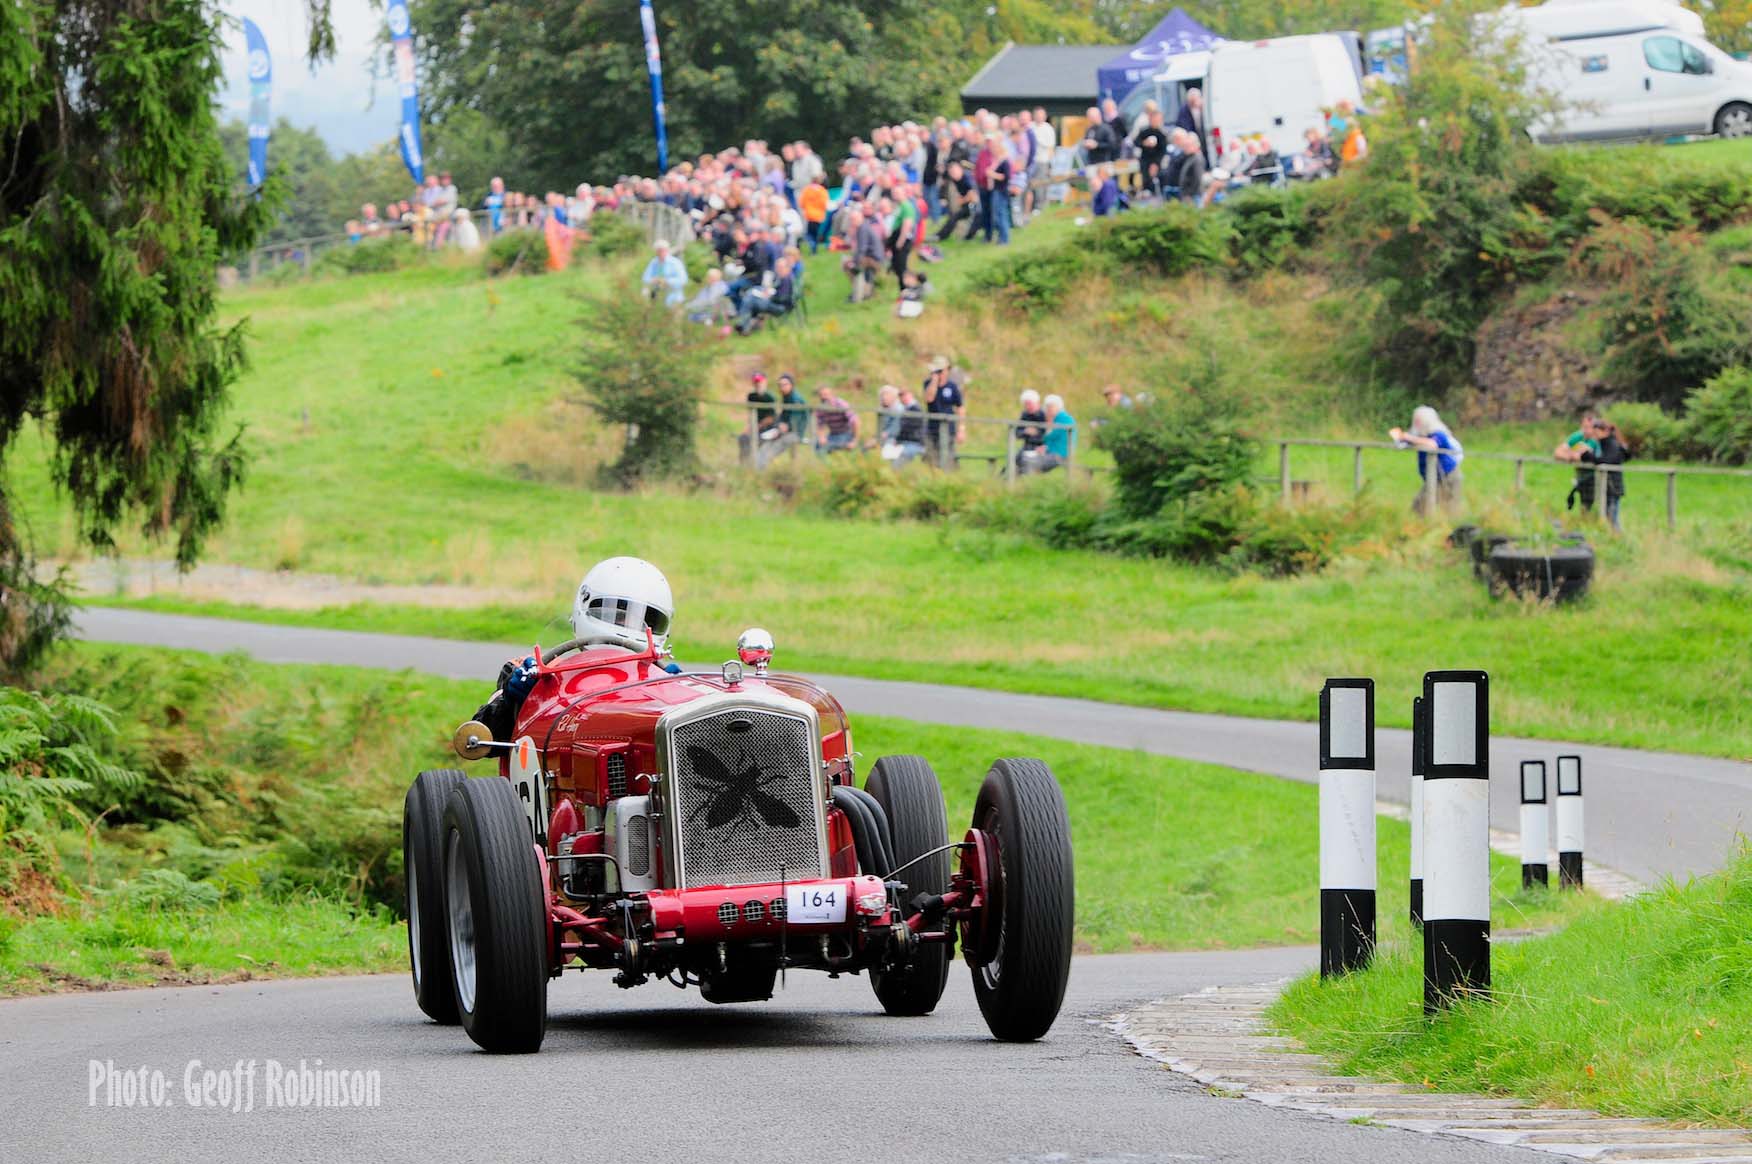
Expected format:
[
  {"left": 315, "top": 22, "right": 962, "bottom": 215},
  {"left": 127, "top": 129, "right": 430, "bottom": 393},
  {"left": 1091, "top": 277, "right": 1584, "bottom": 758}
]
[{"left": 570, "top": 557, "right": 674, "bottom": 652}]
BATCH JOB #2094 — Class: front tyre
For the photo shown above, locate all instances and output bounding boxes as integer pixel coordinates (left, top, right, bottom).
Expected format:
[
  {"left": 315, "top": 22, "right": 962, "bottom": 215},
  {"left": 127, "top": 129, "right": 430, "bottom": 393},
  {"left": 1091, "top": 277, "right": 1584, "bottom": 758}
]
[
  {"left": 866, "top": 756, "right": 951, "bottom": 1017},
  {"left": 1716, "top": 101, "right": 1752, "bottom": 139},
  {"left": 404, "top": 769, "right": 466, "bottom": 1023},
  {"left": 443, "top": 778, "right": 549, "bottom": 1053},
  {"left": 969, "top": 758, "right": 1074, "bottom": 1042}
]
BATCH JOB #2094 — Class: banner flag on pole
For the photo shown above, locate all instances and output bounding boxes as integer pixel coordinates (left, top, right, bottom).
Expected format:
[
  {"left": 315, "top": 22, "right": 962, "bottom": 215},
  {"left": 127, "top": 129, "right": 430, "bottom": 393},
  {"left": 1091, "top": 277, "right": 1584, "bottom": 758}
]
[
  {"left": 242, "top": 17, "right": 272, "bottom": 190},
  {"left": 387, "top": 0, "right": 424, "bottom": 183},
  {"left": 639, "top": 0, "right": 669, "bottom": 173}
]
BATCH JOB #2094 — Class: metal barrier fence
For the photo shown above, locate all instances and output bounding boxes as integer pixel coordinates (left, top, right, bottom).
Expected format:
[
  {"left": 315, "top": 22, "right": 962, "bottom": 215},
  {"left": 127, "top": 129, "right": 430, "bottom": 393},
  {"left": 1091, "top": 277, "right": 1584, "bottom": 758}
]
[{"left": 231, "top": 201, "right": 689, "bottom": 284}]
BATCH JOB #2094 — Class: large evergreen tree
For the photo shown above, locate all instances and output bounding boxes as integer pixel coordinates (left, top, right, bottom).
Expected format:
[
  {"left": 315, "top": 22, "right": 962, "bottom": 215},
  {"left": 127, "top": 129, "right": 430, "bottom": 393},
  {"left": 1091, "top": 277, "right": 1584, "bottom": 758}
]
[{"left": 0, "top": 0, "right": 331, "bottom": 674}]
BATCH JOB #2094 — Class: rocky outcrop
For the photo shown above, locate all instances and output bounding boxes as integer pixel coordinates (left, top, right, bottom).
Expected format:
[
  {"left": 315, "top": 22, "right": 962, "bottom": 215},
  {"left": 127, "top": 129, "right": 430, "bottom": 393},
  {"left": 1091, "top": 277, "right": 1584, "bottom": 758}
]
[{"left": 1466, "top": 289, "right": 1610, "bottom": 424}]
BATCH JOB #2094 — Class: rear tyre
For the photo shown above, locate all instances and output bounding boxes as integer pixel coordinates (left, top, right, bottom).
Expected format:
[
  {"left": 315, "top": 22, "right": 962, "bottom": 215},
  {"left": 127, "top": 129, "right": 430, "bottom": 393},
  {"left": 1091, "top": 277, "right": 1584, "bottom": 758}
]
[
  {"left": 866, "top": 756, "right": 951, "bottom": 1017},
  {"left": 443, "top": 778, "right": 549, "bottom": 1053},
  {"left": 1487, "top": 543, "right": 1594, "bottom": 603},
  {"left": 1716, "top": 101, "right": 1752, "bottom": 139},
  {"left": 969, "top": 758, "right": 1075, "bottom": 1042},
  {"left": 404, "top": 769, "right": 466, "bottom": 1023}
]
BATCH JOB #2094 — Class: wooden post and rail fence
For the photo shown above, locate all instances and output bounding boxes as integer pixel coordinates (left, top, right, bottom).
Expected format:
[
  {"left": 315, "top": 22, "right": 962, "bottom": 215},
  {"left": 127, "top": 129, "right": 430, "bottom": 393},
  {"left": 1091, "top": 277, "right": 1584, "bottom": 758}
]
[{"left": 714, "top": 400, "right": 1750, "bottom": 531}]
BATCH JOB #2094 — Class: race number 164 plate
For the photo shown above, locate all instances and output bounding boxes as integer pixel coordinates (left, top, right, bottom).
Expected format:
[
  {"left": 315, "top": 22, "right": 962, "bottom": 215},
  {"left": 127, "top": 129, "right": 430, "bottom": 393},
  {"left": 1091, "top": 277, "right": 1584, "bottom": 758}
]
[{"left": 785, "top": 884, "right": 847, "bottom": 924}]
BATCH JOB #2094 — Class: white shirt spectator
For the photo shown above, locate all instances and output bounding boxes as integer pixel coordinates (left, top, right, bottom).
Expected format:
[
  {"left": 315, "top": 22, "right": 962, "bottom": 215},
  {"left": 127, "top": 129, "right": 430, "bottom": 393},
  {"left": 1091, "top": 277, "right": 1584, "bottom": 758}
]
[{"left": 1031, "top": 118, "right": 1056, "bottom": 156}]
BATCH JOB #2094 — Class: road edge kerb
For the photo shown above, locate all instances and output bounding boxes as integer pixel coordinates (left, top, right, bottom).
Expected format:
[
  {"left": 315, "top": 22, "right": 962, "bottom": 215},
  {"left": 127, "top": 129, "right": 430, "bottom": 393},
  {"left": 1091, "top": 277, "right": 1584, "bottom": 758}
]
[{"left": 1111, "top": 980, "right": 1752, "bottom": 1164}]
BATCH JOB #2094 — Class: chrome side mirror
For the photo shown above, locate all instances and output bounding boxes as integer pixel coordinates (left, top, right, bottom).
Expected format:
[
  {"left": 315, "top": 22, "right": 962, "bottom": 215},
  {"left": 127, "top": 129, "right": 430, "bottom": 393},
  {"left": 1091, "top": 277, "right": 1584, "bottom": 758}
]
[{"left": 737, "top": 627, "right": 775, "bottom": 674}]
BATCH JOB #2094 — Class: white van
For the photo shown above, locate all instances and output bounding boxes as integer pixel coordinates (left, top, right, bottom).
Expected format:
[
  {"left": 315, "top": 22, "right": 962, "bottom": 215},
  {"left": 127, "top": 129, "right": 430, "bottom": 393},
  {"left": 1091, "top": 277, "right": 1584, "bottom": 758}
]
[
  {"left": 1506, "top": 0, "right": 1752, "bottom": 140},
  {"left": 1204, "top": 34, "right": 1364, "bottom": 161}
]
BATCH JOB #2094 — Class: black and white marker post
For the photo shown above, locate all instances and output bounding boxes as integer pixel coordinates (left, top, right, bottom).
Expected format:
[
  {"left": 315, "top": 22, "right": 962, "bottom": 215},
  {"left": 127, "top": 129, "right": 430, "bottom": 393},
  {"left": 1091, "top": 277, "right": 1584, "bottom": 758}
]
[
  {"left": 1409, "top": 694, "right": 1426, "bottom": 927},
  {"left": 1556, "top": 754, "right": 1584, "bottom": 890},
  {"left": 1520, "top": 760, "right": 1549, "bottom": 889},
  {"left": 1319, "top": 678, "right": 1376, "bottom": 978},
  {"left": 1422, "top": 670, "right": 1490, "bottom": 1014}
]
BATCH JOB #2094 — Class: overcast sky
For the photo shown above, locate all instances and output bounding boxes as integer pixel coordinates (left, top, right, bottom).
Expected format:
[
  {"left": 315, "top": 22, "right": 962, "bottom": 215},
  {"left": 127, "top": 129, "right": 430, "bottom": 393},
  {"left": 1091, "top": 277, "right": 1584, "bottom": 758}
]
[{"left": 218, "top": 0, "right": 388, "bottom": 156}]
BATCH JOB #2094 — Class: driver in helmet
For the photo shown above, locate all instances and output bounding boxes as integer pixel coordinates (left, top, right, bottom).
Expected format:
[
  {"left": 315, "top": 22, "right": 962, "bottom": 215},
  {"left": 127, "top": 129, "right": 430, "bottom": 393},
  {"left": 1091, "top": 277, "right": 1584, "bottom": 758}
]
[{"left": 472, "top": 557, "right": 680, "bottom": 742}]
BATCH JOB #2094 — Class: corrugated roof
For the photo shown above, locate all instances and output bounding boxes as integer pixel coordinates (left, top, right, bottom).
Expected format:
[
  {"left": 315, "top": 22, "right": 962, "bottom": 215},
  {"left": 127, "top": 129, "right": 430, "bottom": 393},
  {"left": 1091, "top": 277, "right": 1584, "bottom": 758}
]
[{"left": 960, "top": 43, "right": 1129, "bottom": 102}]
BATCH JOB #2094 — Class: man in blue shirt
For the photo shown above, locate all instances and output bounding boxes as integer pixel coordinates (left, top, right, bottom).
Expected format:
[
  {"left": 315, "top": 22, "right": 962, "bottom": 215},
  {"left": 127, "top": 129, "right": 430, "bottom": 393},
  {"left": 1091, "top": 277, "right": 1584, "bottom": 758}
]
[
  {"left": 641, "top": 240, "right": 689, "bottom": 308},
  {"left": 920, "top": 355, "right": 965, "bottom": 467}
]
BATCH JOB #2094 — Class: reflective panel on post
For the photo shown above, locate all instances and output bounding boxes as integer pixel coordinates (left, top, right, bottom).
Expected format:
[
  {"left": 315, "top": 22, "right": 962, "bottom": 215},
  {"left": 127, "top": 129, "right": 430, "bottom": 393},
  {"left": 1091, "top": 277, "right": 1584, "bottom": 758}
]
[
  {"left": 1422, "top": 670, "right": 1490, "bottom": 1014},
  {"left": 1319, "top": 678, "right": 1376, "bottom": 978}
]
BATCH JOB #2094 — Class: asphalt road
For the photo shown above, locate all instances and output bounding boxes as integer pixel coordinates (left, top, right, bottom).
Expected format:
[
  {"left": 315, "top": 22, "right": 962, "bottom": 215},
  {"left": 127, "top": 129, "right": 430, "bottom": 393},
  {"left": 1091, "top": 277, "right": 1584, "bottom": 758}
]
[
  {"left": 0, "top": 949, "right": 1556, "bottom": 1164},
  {"left": 73, "top": 608, "right": 1752, "bottom": 884}
]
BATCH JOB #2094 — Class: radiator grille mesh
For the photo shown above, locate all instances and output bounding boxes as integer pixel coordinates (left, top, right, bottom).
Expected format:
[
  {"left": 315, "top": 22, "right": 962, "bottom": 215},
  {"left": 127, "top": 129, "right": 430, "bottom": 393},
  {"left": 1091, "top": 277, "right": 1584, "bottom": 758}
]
[{"left": 670, "top": 709, "right": 823, "bottom": 888}]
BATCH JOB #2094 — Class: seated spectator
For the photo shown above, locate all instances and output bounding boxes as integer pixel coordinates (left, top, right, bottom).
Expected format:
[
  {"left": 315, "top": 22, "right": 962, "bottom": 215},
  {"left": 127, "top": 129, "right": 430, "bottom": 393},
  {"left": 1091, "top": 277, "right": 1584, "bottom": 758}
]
[
  {"left": 685, "top": 268, "right": 733, "bottom": 326},
  {"left": 1291, "top": 126, "right": 1336, "bottom": 179},
  {"left": 641, "top": 239, "right": 689, "bottom": 306},
  {"left": 896, "top": 270, "right": 929, "bottom": 318},
  {"left": 1038, "top": 393, "right": 1076, "bottom": 472},
  {"left": 451, "top": 207, "right": 481, "bottom": 252},
  {"left": 734, "top": 255, "right": 796, "bottom": 333},
  {"left": 774, "top": 372, "right": 809, "bottom": 446},
  {"left": 1091, "top": 164, "right": 1126, "bottom": 217},
  {"left": 1014, "top": 389, "right": 1048, "bottom": 472},
  {"left": 814, "top": 385, "right": 860, "bottom": 454},
  {"left": 876, "top": 384, "right": 926, "bottom": 465}
]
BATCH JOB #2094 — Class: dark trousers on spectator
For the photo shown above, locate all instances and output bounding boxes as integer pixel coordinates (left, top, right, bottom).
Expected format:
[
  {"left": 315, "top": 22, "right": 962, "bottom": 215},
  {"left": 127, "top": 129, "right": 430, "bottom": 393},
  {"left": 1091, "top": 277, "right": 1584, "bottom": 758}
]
[
  {"left": 891, "top": 239, "right": 912, "bottom": 289},
  {"left": 805, "top": 220, "right": 827, "bottom": 253},
  {"left": 980, "top": 188, "right": 1009, "bottom": 244},
  {"left": 937, "top": 201, "right": 975, "bottom": 242}
]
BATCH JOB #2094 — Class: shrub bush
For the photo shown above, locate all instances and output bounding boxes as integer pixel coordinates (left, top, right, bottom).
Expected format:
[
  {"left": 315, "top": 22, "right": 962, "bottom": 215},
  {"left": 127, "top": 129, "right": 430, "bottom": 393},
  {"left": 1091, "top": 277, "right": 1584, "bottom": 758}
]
[
  {"left": 1605, "top": 402, "right": 1701, "bottom": 461},
  {"left": 590, "top": 211, "right": 648, "bottom": 258},
  {"left": 575, "top": 283, "right": 712, "bottom": 485},
  {"left": 318, "top": 235, "right": 423, "bottom": 276},
  {"left": 1572, "top": 218, "right": 1752, "bottom": 408},
  {"left": 1226, "top": 183, "right": 1338, "bottom": 274},
  {"left": 809, "top": 454, "right": 898, "bottom": 519},
  {"left": 1098, "top": 393, "right": 1258, "bottom": 520},
  {"left": 1681, "top": 366, "right": 1752, "bottom": 465},
  {"left": 966, "top": 243, "right": 1108, "bottom": 313},
  {"left": 483, "top": 229, "right": 546, "bottom": 276},
  {"left": 1095, "top": 203, "right": 1231, "bottom": 276}
]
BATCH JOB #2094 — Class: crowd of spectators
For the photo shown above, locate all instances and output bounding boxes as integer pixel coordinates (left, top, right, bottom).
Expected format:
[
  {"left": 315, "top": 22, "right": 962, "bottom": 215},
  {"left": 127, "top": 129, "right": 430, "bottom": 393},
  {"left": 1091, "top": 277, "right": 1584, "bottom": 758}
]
[
  {"left": 733, "top": 356, "right": 1114, "bottom": 477},
  {"left": 335, "top": 94, "right": 1366, "bottom": 317}
]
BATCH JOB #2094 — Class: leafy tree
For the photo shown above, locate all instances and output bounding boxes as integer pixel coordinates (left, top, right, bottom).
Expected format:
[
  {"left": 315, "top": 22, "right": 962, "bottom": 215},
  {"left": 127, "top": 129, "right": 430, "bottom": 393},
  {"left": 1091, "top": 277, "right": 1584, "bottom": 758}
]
[
  {"left": 574, "top": 287, "right": 712, "bottom": 487},
  {"left": 220, "top": 118, "right": 340, "bottom": 244},
  {"left": 407, "top": 0, "right": 964, "bottom": 191},
  {"left": 1328, "top": 1, "right": 1553, "bottom": 393},
  {"left": 1693, "top": 0, "right": 1752, "bottom": 55},
  {"left": 0, "top": 0, "right": 333, "bottom": 675}
]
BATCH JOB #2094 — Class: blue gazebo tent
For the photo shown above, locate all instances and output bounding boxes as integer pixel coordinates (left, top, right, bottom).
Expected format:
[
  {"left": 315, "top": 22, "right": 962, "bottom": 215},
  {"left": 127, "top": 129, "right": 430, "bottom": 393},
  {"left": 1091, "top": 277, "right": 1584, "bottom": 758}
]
[{"left": 1096, "top": 7, "right": 1224, "bottom": 101}]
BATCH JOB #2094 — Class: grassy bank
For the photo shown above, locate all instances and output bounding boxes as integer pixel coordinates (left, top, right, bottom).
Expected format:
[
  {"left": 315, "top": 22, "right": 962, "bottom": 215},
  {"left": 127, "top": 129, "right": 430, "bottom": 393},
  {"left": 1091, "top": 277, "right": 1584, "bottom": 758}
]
[
  {"left": 0, "top": 897, "right": 402, "bottom": 993},
  {"left": 1270, "top": 848, "right": 1752, "bottom": 1127},
  {"left": 3, "top": 643, "right": 1581, "bottom": 992},
  {"left": 80, "top": 518, "right": 1752, "bottom": 760}
]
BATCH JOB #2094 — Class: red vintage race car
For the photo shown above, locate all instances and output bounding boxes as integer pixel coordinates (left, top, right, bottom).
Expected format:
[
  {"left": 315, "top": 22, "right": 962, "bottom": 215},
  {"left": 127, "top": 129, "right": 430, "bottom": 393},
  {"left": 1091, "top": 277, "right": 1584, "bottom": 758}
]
[{"left": 401, "top": 629, "right": 1075, "bottom": 1053}]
